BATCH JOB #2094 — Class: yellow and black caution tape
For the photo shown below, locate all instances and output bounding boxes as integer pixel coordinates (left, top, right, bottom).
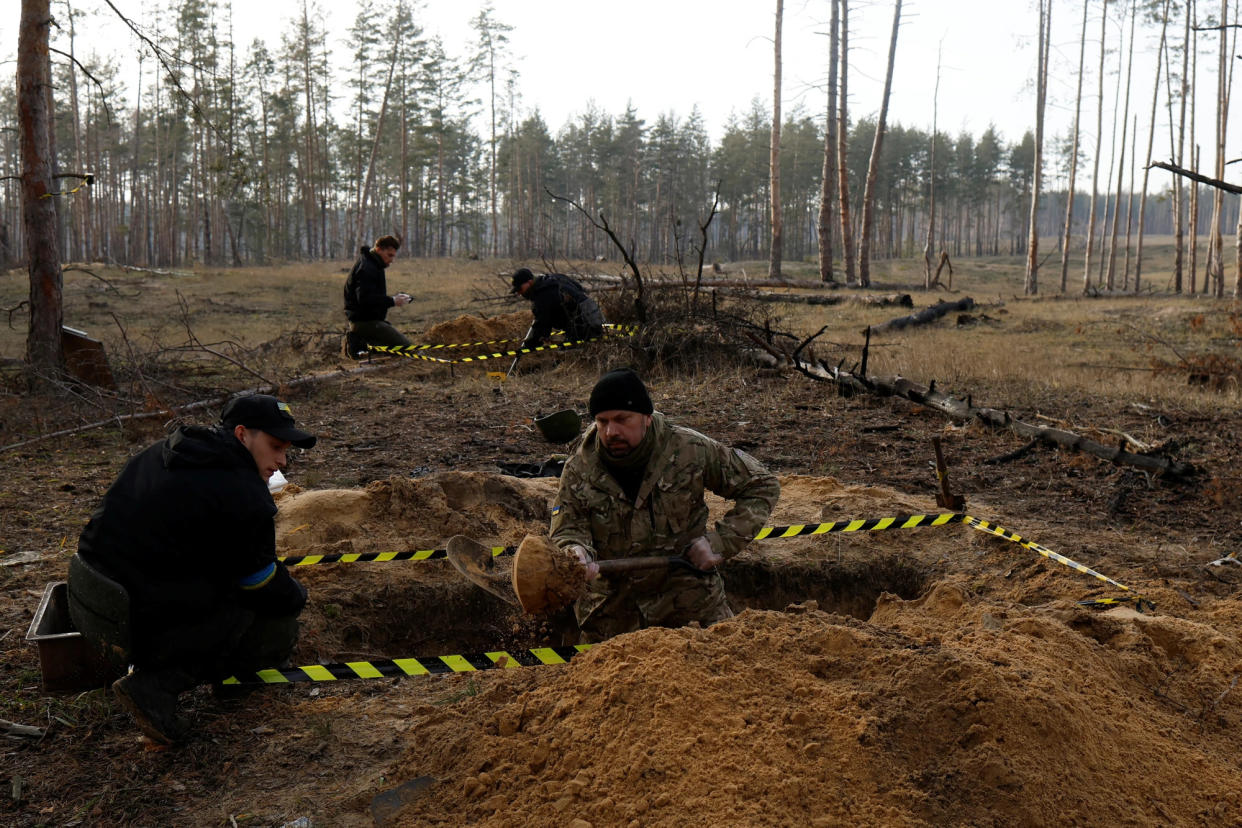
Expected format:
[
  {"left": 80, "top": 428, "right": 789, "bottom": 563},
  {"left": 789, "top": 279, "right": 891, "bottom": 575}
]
[
  {"left": 277, "top": 510, "right": 1150, "bottom": 610},
  {"left": 960, "top": 516, "right": 1154, "bottom": 611},
  {"left": 221, "top": 644, "right": 592, "bottom": 685},
  {"left": 278, "top": 513, "right": 966, "bottom": 566},
  {"left": 401, "top": 324, "right": 636, "bottom": 351},
  {"left": 754, "top": 512, "right": 966, "bottom": 538},
  {"left": 40, "top": 173, "right": 94, "bottom": 198},
  {"left": 370, "top": 324, "right": 638, "bottom": 363},
  {"left": 280, "top": 545, "right": 512, "bottom": 567}
]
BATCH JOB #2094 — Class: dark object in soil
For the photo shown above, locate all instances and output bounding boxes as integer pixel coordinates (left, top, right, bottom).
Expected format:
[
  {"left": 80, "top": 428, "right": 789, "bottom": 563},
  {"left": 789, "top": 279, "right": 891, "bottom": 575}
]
[
  {"left": 371, "top": 776, "right": 436, "bottom": 826},
  {"left": 534, "top": 409, "right": 582, "bottom": 444}
]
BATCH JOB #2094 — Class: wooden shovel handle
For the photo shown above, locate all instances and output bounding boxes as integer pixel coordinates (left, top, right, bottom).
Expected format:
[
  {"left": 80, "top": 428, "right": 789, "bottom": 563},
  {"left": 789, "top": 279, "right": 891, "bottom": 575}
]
[{"left": 595, "top": 556, "right": 684, "bottom": 574}]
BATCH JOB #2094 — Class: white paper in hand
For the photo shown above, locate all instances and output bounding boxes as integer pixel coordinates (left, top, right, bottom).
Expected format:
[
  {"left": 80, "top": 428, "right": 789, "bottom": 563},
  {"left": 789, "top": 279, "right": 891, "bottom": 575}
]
[{"left": 267, "top": 470, "right": 288, "bottom": 494}]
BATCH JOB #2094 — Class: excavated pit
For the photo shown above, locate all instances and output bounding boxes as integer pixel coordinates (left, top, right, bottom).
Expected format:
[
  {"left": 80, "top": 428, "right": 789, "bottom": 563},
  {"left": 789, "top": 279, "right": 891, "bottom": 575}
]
[
  {"left": 276, "top": 472, "right": 942, "bottom": 662},
  {"left": 295, "top": 554, "right": 932, "bottom": 661}
]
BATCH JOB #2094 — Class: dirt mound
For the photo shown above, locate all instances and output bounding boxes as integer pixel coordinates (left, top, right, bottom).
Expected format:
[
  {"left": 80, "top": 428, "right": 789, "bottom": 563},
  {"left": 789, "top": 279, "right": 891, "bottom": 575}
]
[
  {"left": 357, "top": 586, "right": 1242, "bottom": 826},
  {"left": 419, "top": 310, "right": 530, "bottom": 345},
  {"left": 275, "top": 472, "right": 558, "bottom": 557}
]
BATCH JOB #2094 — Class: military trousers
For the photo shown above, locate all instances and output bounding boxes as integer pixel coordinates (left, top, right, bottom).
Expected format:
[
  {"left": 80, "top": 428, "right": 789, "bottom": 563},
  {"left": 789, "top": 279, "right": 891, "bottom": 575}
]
[{"left": 576, "top": 568, "right": 734, "bottom": 643}]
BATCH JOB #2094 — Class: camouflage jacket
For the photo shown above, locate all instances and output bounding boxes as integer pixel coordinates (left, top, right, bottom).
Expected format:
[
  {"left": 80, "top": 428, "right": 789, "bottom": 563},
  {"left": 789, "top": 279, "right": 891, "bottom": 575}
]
[{"left": 549, "top": 412, "right": 780, "bottom": 570}]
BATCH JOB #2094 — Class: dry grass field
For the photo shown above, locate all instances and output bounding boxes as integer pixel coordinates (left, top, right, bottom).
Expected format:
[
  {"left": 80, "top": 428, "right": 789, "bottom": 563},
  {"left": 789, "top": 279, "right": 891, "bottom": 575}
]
[{"left": 1, "top": 246, "right": 1241, "bottom": 825}]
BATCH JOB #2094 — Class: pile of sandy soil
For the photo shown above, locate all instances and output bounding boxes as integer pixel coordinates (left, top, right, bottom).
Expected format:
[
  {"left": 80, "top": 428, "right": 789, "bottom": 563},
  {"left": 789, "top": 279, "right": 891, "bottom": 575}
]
[
  {"left": 276, "top": 472, "right": 557, "bottom": 554},
  {"left": 264, "top": 472, "right": 1242, "bottom": 825},
  {"left": 418, "top": 311, "right": 530, "bottom": 346},
  {"left": 366, "top": 590, "right": 1242, "bottom": 826}
]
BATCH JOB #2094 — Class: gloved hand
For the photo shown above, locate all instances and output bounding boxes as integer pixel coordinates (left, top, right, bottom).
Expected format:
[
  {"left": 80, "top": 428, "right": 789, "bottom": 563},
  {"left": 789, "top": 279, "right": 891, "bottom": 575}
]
[
  {"left": 685, "top": 536, "right": 722, "bottom": 571},
  {"left": 567, "top": 544, "right": 600, "bottom": 580}
]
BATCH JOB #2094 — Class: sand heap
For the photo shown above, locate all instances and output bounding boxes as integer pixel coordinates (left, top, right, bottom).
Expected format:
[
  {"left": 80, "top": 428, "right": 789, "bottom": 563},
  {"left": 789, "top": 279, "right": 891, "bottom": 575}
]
[
  {"left": 418, "top": 311, "right": 530, "bottom": 346},
  {"left": 275, "top": 471, "right": 558, "bottom": 558},
  {"left": 357, "top": 585, "right": 1242, "bottom": 826}
]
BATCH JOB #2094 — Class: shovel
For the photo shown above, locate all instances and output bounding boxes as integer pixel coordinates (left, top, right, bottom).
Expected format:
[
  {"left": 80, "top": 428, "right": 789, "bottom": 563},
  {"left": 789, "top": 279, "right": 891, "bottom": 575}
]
[
  {"left": 510, "top": 535, "right": 698, "bottom": 615},
  {"left": 445, "top": 536, "right": 519, "bottom": 606},
  {"left": 506, "top": 324, "right": 534, "bottom": 378}
]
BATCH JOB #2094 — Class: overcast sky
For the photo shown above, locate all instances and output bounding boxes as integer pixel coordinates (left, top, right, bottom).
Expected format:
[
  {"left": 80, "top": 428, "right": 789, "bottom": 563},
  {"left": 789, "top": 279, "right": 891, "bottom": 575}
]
[{"left": 4, "top": 0, "right": 1236, "bottom": 189}]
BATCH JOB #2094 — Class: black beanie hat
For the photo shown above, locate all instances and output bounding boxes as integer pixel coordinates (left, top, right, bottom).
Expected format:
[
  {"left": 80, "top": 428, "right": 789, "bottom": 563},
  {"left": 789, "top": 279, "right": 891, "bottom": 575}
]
[
  {"left": 589, "top": 368, "right": 653, "bottom": 417},
  {"left": 511, "top": 267, "right": 535, "bottom": 293}
]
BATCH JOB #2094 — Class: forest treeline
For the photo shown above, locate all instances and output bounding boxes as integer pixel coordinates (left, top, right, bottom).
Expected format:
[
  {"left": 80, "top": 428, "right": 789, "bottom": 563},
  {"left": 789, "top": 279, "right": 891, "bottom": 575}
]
[{"left": 2, "top": 0, "right": 1238, "bottom": 281}]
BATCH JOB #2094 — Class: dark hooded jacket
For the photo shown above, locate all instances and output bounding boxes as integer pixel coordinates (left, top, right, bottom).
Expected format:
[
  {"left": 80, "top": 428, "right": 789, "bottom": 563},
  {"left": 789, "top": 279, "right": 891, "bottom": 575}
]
[
  {"left": 523, "top": 273, "right": 605, "bottom": 347},
  {"left": 344, "top": 247, "right": 395, "bottom": 322},
  {"left": 77, "top": 425, "right": 306, "bottom": 635}
]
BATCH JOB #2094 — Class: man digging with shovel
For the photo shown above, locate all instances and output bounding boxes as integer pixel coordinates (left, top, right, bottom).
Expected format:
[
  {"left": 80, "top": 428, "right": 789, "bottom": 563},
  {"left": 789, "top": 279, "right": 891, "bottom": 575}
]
[{"left": 546, "top": 367, "right": 780, "bottom": 642}]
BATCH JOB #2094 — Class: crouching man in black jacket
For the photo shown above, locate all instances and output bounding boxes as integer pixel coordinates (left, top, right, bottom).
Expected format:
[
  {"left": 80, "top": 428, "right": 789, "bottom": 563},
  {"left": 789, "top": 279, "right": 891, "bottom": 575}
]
[{"left": 73, "top": 394, "right": 316, "bottom": 744}]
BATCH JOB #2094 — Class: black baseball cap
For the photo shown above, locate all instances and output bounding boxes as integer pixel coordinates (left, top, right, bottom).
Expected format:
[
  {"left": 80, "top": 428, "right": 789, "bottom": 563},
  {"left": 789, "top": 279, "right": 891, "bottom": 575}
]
[
  {"left": 511, "top": 267, "right": 535, "bottom": 293},
  {"left": 220, "top": 394, "right": 317, "bottom": 448}
]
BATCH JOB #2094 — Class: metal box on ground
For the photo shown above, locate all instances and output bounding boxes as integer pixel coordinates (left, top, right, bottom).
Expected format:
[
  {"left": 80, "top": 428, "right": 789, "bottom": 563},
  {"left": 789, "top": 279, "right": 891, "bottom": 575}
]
[{"left": 25, "top": 581, "right": 126, "bottom": 693}]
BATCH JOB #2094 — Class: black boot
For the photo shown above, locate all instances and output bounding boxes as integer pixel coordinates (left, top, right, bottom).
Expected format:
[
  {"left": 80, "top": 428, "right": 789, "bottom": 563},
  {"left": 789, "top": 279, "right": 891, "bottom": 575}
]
[{"left": 112, "top": 669, "right": 192, "bottom": 745}]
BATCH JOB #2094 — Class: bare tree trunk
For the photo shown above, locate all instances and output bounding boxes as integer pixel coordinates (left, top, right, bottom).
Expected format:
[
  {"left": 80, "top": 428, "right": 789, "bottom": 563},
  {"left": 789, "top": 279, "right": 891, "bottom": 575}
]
[
  {"left": 1135, "top": 0, "right": 1171, "bottom": 293},
  {"left": 1208, "top": 0, "right": 1229, "bottom": 297},
  {"left": 816, "top": 0, "right": 840, "bottom": 284},
  {"left": 1105, "top": 1, "right": 1135, "bottom": 292},
  {"left": 837, "top": 0, "right": 856, "bottom": 285},
  {"left": 1172, "top": 0, "right": 1191, "bottom": 292},
  {"left": 1060, "top": 0, "right": 1090, "bottom": 293},
  {"left": 1123, "top": 114, "right": 1136, "bottom": 287},
  {"left": 768, "top": 0, "right": 784, "bottom": 279},
  {"left": 1024, "top": 0, "right": 1050, "bottom": 295},
  {"left": 1191, "top": 145, "right": 1201, "bottom": 292},
  {"left": 1083, "top": 2, "right": 1108, "bottom": 293},
  {"left": 19, "top": 0, "right": 63, "bottom": 375},
  {"left": 923, "top": 44, "right": 941, "bottom": 290},
  {"left": 357, "top": 50, "right": 398, "bottom": 249},
  {"left": 859, "top": 0, "right": 902, "bottom": 289}
]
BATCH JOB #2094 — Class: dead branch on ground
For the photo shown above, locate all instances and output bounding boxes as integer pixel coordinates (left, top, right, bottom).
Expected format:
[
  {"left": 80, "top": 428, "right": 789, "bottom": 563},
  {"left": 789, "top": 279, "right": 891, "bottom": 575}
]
[
  {"left": 867, "top": 297, "right": 976, "bottom": 335},
  {"left": 786, "top": 354, "right": 1194, "bottom": 480},
  {"left": 734, "top": 289, "right": 912, "bottom": 308},
  {"left": 63, "top": 265, "right": 139, "bottom": 297},
  {"left": 5, "top": 300, "right": 28, "bottom": 328}
]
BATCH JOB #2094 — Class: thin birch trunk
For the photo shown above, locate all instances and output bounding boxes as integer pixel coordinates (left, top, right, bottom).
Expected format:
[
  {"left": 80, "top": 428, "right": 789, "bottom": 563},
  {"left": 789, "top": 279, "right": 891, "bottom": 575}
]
[
  {"left": 1105, "top": 0, "right": 1135, "bottom": 291},
  {"left": 817, "top": 0, "right": 840, "bottom": 283},
  {"left": 769, "top": 0, "right": 784, "bottom": 278},
  {"left": 1025, "top": 0, "right": 1050, "bottom": 295},
  {"left": 924, "top": 44, "right": 941, "bottom": 290},
  {"left": 1083, "top": 2, "right": 1108, "bottom": 292},
  {"left": 1135, "top": 0, "right": 1171, "bottom": 293},
  {"left": 1061, "top": 0, "right": 1090, "bottom": 293},
  {"left": 837, "top": 0, "right": 856, "bottom": 285},
  {"left": 859, "top": 0, "right": 902, "bottom": 289}
]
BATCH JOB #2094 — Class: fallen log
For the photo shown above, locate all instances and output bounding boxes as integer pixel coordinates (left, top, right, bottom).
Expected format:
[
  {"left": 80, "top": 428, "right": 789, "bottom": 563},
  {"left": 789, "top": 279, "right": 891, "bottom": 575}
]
[
  {"left": 574, "top": 273, "right": 841, "bottom": 291},
  {"left": 718, "top": 289, "right": 913, "bottom": 307},
  {"left": 868, "top": 297, "right": 975, "bottom": 335},
  {"left": 788, "top": 354, "right": 1194, "bottom": 480}
]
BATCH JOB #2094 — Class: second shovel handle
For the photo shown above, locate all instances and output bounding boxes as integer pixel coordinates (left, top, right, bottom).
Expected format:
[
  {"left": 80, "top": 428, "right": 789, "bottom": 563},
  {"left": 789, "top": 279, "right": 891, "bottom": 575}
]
[{"left": 595, "top": 555, "right": 683, "bottom": 574}]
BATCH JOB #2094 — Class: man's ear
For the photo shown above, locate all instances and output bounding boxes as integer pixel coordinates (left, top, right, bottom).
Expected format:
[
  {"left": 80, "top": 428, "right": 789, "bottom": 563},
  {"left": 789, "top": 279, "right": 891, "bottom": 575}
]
[{"left": 233, "top": 424, "right": 248, "bottom": 442}]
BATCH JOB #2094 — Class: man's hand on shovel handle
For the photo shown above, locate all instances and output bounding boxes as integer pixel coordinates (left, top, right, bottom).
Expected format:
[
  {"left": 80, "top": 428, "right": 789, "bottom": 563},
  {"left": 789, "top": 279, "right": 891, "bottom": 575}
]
[
  {"left": 569, "top": 545, "right": 600, "bottom": 580},
  {"left": 686, "top": 536, "right": 722, "bottom": 571}
]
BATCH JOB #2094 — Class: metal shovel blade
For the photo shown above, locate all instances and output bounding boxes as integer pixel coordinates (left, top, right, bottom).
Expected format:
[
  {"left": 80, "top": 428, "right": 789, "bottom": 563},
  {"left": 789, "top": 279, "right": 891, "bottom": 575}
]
[{"left": 445, "top": 535, "right": 518, "bottom": 605}]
